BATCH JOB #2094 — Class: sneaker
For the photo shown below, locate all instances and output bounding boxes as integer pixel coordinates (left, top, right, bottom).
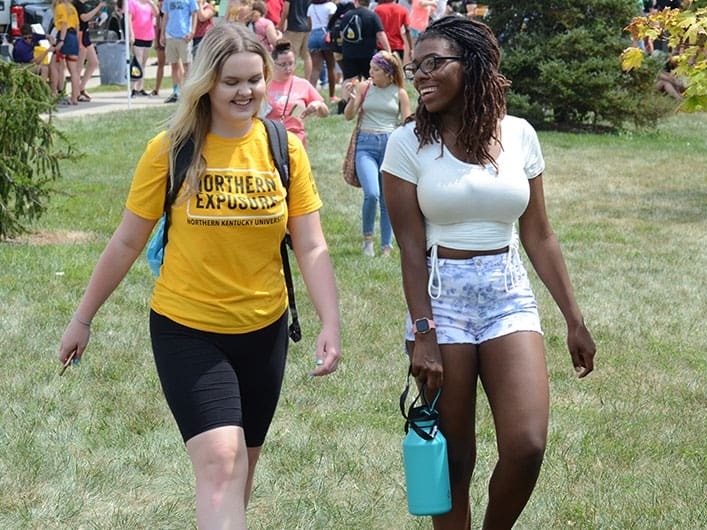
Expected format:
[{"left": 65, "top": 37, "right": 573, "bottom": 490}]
[
  {"left": 329, "top": 96, "right": 340, "bottom": 103},
  {"left": 138, "top": 89, "right": 150, "bottom": 96},
  {"left": 362, "top": 240, "right": 375, "bottom": 257},
  {"left": 164, "top": 93, "right": 179, "bottom": 103},
  {"left": 381, "top": 246, "right": 393, "bottom": 258},
  {"left": 131, "top": 89, "right": 137, "bottom": 97},
  {"left": 150, "top": 89, "right": 159, "bottom": 96}
]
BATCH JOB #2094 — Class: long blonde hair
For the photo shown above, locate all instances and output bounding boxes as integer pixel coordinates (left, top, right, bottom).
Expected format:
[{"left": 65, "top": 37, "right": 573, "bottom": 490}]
[{"left": 167, "top": 22, "right": 273, "bottom": 202}]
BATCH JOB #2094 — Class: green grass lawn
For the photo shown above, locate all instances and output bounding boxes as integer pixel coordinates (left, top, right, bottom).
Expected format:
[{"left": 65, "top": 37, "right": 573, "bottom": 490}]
[{"left": 1, "top": 106, "right": 706, "bottom": 529}]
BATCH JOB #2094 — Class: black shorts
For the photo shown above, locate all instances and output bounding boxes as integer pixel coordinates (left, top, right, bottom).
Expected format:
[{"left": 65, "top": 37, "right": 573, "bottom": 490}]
[
  {"left": 134, "top": 38, "right": 153, "bottom": 48},
  {"left": 150, "top": 309, "right": 289, "bottom": 446},
  {"left": 342, "top": 56, "right": 372, "bottom": 80},
  {"left": 81, "top": 29, "right": 92, "bottom": 48}
]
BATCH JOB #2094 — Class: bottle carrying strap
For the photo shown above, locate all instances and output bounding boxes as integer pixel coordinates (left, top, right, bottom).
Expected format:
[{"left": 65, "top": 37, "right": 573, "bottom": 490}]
[{"left": 399, "top": 366, "right": 441, "bottom": 441}]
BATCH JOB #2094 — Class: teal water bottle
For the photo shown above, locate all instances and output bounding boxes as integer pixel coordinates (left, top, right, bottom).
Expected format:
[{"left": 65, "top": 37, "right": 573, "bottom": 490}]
[{"left": 400, "top": 378, "right": 452, "bottom": 516}]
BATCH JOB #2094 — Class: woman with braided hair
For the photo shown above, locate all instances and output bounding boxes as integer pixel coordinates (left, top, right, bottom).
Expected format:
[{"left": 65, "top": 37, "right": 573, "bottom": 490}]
[{"left": 382, "top": 16, "right": 596, "bottom": 529}]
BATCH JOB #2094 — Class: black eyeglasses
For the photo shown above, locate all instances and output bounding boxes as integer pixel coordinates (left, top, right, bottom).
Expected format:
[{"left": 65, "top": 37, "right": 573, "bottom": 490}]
[{"left": 403, "top": 56, "right": 462, "bottom": 80}]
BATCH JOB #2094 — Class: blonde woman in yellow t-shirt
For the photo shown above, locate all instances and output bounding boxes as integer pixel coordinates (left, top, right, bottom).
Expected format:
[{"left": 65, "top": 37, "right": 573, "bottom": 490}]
[{"left": 58, "top": 23, "right": 341, "bottom": 528}]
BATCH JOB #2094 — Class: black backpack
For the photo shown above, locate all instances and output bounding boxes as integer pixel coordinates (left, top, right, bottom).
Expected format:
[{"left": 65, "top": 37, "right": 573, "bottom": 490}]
[
  {"left": 328, "top": 2, "right": 356, "bottom": 51},
  {"left": 160, "top": 118, "right": 301, "bottom": 342},
  {"left": 341, "top": 11, "right": 363, "bottom": 44}
]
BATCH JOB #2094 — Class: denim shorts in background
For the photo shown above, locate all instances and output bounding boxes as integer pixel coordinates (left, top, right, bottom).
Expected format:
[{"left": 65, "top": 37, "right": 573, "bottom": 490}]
[
  {"left": 405, "top": 251, "right": 543, "bottom": 344},
  {"left": 61, "top": 30, "right": 79, "bottom": 56},
  {"left": 308, "top": 27, "right": 329, "bottom": 51}
]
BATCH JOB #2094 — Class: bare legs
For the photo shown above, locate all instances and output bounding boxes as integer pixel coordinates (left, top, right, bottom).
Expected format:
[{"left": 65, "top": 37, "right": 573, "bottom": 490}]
[
  {"left": 309, "top": 49, "right": 324, "bottom": 89},
  {"left": 479, "top": 332, "right": 548, "bottom": 529},
  {"left": 78, "top": 44, "right": 99, "bottom": 97},
  {"left": 65, "top": 56, "right": 81, "bottom": 104},
  {"left": 132, "top": 45, "right": 151, "bottom": 93},
  {"left": 308, "top": 49, "right": 338, "bottom": 100},
  {"left": 415, "top": 331, "right": 549, "bottom": 530},
  {"left": 170, "top": 61, "right": 183, "bottom": 92},
  {"left": 186, "top": 425, "right": 262, "bottom": 530},
  {"left": 154, "top": 45, "right": 165, "bottom": 94}
]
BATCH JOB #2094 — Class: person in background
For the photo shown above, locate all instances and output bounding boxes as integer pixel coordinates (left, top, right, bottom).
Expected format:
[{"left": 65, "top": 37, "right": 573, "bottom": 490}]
[
  {"left": 343, "top": 50, "right": 410, "bottom": 257},
  {"left": 251, "top": 0, "right": 282, "bottom": 53},
  {"left": 374, "top": 0, "right": 413, "bottom": 63},
  {"left": 129, "top": 0, "right": 159, "bottom": 96},
  {"left": 338, "top": 0, "right": 390, "bottom": 112},
  {"left": 265, "top": 0, "right": 284, "bottom": 26},
  {"left": 267, "top": 39, "right": 329, "bottom": 147},
  {"left": 306, "top": 0, "right": 337, "bottom": 101},
  {"left": 108, "top": 0, "right": 127, "bottom": 38},
  {"left": 278, "top": 0, "right": 313, "bottom": 81},
  {"left": 160, "top": 0, "right": 198, "bottom": 103},
  {"left": 326, "top": 0, "right": 355, "bottom": 93},
  {"left": 226, "top": 0, "right": 254, "bottom": 24},
  {"left": 57, "top": 23, "right": 341, "bottom": 529},
  {"left": 12, "top": 24, "right": 53, "bottom": 81},
  {"left": 152, "top": 0, "right": 166, "bottom": 95},
  {"left": 192, "top": 0, "right": 216, "bottom": 57},
  {"left": 382, "top": 16, "right": 596, "bottom": 529},
  {"left": 52, "top": 0, "right": 81, "bottom": 105},
  {"left": 409, "top": 0, "right": 436, "bottom": 42},
  {"left": 74, "top": 0, "right": 104, "bottom": 101}
]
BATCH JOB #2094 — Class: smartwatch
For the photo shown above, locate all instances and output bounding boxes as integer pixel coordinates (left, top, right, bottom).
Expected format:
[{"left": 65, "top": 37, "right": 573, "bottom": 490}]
[{"left": 413, "top": 317, "right": 436, "bottom": 335}]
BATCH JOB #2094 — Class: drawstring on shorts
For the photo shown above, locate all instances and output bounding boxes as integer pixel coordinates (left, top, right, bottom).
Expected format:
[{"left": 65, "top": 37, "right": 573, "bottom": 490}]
[
  {"left": 427, "top": 230, "right": 521, "bottom": 300},
  {"left": 503, "top": 232, "right": 521, "bottom": 292},
  {"left": 428, "top": 245, "right": 442, "bottom": 300}
]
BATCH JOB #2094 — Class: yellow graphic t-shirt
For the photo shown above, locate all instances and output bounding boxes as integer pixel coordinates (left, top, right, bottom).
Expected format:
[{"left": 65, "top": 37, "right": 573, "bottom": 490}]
[{"left": 126, "top": 120, "right": 322, "bottom": 333}]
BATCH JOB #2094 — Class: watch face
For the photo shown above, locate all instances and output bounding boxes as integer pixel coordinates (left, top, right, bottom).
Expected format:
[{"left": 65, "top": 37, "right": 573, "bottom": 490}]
[{"left": 415, "top": 319, "right": 430, "bottom": 333}]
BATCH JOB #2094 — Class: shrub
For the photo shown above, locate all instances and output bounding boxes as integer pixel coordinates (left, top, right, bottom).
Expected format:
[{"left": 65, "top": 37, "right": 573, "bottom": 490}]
[
  {"left": 486, "top": 0, "right": 674, "bottom": 131},
  {"left": 0, "top": 62, "right": 77, "bottom": 240},
  {"left": 622, "top": 2, "right": 707, "bottom": 112}
]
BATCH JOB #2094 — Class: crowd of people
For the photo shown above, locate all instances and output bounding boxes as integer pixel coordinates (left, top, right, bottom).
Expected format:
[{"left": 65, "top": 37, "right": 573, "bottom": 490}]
[
  {"left": 7, "top": 0, "right": 690, "bottom": 109},
  {"left": 5, "top": 0, "right": 492, "bottom": 106}
]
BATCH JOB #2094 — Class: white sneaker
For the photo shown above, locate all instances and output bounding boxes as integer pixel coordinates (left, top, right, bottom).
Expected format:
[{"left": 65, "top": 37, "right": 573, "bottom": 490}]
[{"left": 362, "top": 240, "right": 374, "bottom": 257}]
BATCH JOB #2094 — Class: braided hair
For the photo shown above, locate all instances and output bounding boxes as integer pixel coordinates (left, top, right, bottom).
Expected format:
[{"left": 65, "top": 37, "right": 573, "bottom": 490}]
[{"left": 413, "top": 16, "right": 510, "bottom": 167}]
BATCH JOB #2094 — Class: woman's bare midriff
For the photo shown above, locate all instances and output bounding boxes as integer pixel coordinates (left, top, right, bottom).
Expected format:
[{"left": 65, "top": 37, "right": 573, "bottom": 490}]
[{"left": 431, "top": 246, "right": 509, "bottom": 259}]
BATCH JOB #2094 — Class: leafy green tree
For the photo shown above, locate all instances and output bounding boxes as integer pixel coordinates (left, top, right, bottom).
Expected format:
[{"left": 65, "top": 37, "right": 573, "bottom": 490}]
[
  {"left": 622, "top": 2, "right": 707, "bottom": 112},
  {"left": 0, "top": 62, "right": 76, "bottom": 240},
  {"left": 485, "top": 0, "right": 674, "bottom": 130}
]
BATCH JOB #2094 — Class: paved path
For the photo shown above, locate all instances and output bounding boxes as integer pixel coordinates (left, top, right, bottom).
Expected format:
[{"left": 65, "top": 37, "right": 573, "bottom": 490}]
[{"left": 52, "top": 62, "right": 173, "bottom": 118}]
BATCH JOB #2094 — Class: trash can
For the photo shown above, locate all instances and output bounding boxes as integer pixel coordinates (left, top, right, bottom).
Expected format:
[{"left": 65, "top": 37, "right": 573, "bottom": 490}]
[{"left": 96, "top": 41, "right": 127, "bottom": 86}]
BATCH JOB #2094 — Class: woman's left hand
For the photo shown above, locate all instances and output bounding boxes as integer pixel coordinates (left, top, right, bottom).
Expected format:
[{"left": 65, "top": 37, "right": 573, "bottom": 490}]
[
  {"left": 568, "top": 321, "right": 596, "bottom": 378},
  {"left": 310, "top": 325, "right": 341, "bottom": 376}
]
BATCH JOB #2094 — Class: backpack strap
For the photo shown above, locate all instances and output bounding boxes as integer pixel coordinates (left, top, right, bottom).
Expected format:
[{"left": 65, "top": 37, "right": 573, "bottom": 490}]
[
  {"left": 161, "top": 137, "right": 195, "bottom": 256},
  {"left": 262, "top": 118, "right": 301, "bottom": 343}
]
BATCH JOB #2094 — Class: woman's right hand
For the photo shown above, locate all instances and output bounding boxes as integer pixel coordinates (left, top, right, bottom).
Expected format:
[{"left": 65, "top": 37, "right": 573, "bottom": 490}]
[
  {"left": 342, "top": 79, "right": 359, "bottom": 100},
  {"left": 410, "top": 337, "right": 443, "bottom": 391},
  {"left": 58, "top": 317, "right": 91, "bottom": 367}
]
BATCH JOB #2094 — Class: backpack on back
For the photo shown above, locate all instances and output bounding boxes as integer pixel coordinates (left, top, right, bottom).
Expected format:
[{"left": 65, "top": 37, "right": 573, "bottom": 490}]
[
  {"left": 146, "top": 118, "right": 302, "bottom": 342},
  {"left": 341, "top": 12, "right": 362, "bottom": 44}
]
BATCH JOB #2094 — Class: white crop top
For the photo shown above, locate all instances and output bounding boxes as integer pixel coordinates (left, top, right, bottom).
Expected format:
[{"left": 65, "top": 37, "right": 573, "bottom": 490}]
[{"left": 381, "top": 115, "right": 545, "bottom": 251}]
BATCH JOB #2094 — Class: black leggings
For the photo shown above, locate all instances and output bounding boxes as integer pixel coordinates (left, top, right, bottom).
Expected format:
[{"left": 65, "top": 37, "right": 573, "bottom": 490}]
[{"left": 150, "top": 310, "right": 289, "bottom": 446}]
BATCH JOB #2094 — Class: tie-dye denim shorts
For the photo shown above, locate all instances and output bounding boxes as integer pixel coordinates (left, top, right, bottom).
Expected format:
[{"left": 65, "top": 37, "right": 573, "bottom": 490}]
[{"left": 405, "top": 250, "right": 543, "bottom": 345}]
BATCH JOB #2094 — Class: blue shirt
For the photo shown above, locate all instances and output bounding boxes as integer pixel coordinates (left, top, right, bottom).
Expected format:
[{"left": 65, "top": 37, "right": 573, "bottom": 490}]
[
  {"left": 13, "top": 35, "right": 41, "bottom": 63},
  {"left": 162, "top": 0, "right": 198, "bottom": 39}
]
